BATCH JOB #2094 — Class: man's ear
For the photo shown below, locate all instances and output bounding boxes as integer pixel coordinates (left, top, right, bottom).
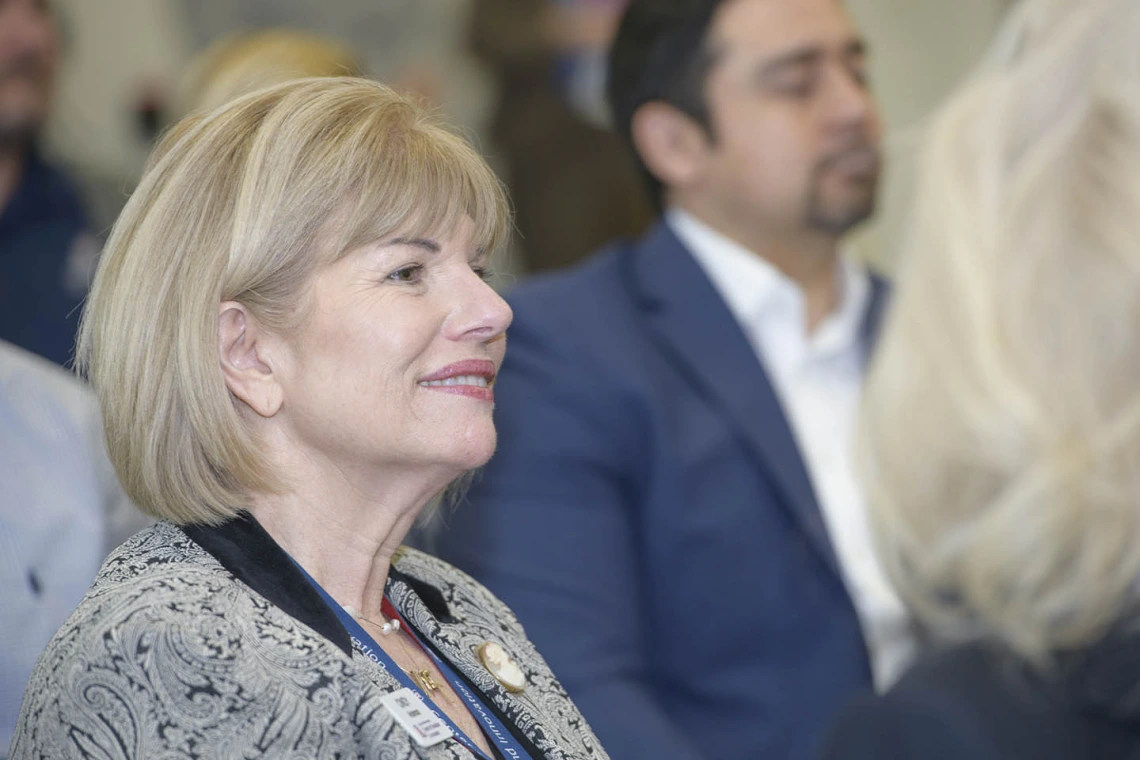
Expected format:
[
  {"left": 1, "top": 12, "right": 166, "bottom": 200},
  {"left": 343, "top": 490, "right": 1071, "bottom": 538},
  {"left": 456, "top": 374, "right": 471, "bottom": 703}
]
[
  {"left": 218, "top": 302, "right": 283, "bottom": 418},
  {"left": 630, "top": 101, "right": 711, "bottom": 192}
]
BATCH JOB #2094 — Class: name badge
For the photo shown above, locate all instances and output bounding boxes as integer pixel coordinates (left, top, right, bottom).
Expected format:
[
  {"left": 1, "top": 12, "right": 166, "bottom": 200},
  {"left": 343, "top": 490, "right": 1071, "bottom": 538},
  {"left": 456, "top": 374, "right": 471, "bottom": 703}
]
[{"left": 380, "top": 687, "right": 455, "bottom": 748}]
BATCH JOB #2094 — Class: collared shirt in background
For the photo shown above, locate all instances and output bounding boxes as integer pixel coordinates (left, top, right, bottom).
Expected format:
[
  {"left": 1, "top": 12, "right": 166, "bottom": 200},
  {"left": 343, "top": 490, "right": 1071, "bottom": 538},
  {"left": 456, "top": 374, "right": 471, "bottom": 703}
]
[
  {"left": 667, "top": 207, "right": 915, "bottom": 689},
  {"left": 0, "top": 340, "right": 147, "bottom": 755}
]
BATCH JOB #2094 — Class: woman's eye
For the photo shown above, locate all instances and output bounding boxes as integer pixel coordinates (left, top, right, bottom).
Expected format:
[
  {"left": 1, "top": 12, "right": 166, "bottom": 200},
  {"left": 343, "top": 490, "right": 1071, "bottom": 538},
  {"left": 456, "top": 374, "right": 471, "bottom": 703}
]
[
  {"left": 472, "top": 266, "right": 492, "bottom": 282},
  {"left": 388, "top": 265, "right": 424, "bottom": 283}
]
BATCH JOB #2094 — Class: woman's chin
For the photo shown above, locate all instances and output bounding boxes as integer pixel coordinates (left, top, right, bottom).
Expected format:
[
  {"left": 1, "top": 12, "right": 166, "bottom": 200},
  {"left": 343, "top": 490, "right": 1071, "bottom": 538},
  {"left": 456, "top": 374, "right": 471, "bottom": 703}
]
[
  {"left": 460, "top": 438, "right": 499, "bottom": 471},
  {"left": 444, "top": 427, "right": 499, "bottom": 472}
]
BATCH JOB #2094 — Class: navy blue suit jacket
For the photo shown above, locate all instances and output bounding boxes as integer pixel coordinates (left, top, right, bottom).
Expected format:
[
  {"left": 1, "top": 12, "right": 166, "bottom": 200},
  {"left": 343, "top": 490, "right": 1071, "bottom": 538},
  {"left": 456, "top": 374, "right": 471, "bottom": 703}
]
[
  {"left": 436, "top": 221, "right": 888, "bottom": 760},
  {"left": 0, "top": 151, "right": 89, "bottom": 367}
]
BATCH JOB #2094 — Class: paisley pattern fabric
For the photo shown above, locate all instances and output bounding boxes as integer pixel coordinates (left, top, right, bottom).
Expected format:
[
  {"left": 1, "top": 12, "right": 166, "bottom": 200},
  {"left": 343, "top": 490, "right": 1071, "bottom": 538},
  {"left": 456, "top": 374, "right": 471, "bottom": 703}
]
[{"left": 10, "top": 522, "right": 609, "bottom": 760}]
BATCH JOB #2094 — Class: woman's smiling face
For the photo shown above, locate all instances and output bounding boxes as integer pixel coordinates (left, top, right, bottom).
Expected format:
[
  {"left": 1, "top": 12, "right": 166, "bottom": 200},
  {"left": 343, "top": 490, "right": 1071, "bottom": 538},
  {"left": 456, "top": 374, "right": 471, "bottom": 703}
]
[{"left": 276, "top": 216, "right": 513, "bottom": 482}]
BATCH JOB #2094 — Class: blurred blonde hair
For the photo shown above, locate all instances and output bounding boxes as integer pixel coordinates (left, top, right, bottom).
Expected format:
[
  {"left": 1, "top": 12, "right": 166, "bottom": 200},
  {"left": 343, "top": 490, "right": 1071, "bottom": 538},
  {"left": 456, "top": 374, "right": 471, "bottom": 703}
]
[
  {"left": 180, "top": 29, "right": 364, "bottom": 115},
  {"left": 78, "top": 77, "right": 509, "bottom": 525},
  {"left": 862, "top": 0, "right": 1140, "bottom": 664}
]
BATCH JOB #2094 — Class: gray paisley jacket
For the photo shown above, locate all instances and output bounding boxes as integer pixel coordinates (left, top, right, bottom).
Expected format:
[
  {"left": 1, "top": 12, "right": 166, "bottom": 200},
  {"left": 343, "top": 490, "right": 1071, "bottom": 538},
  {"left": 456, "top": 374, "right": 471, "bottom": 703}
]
[{"left": 10, "top": 517, "right": 610, "bottom": 760}]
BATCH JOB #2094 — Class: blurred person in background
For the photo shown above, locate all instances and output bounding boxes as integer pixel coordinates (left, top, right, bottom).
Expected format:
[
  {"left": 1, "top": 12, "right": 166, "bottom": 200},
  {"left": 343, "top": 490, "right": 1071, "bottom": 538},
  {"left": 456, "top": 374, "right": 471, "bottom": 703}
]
[
  {"left": 471, "top": 0, "right": 652, "bottom": 272},
  {"left": 437, "top": 1, "right": 904, "bottom": 758},
  {"left": 0, "top": 0, "right": 97, "bottom": 367},
  {"left": 179, "top": 0, "right": 490, "bottom": 147},
  {"left": 820, "top": 0, "right": 1140, "bottom": 757},
  {"left": 0, "top": 338, "right": 145, "bottom": 758},
  {"left": 11, "top": 77, "right": 608, "bottom": 760},
  {"left": 177, "top": 28, "right": 363, "bottom": 116}
]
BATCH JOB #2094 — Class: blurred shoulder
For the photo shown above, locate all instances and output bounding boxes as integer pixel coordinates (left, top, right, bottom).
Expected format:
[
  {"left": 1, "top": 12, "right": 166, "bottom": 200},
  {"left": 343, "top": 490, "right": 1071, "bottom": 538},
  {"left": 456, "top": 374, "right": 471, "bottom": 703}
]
[
  {"left": 0, "top": 339, "right": 94, "bottom": 426},
  {"left": 505, "top": 237, "right": 637, "bottom": 320},
  {"left": 821, "top": 647, "right": 1004, "bottom": 759},
  {"left": 821, "top": 644, "right": 1106, "bottom": 760}
]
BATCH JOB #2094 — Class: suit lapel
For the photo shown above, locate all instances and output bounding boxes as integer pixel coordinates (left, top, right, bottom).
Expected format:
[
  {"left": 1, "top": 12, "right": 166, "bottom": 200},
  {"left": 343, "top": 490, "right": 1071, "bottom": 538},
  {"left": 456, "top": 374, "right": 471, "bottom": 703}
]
[{"left": 620, "top": 221, "right": 842, "bottom": 577}]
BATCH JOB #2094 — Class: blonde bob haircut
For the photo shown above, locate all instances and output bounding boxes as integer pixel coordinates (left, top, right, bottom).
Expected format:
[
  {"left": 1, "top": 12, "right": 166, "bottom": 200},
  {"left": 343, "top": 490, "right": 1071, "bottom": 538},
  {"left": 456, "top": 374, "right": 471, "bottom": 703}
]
[
  {"left": 862, "top": 0, "right": 1140, "bottom": 665},
  {"left": 78, "top": 77, "right": 509, "bottom": 526}
]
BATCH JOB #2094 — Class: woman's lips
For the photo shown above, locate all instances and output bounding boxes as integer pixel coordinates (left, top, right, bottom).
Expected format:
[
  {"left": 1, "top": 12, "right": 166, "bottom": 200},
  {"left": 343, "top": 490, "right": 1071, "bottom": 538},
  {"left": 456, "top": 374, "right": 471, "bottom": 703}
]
[{"left": 417, "top": 360, "right": 497, "bottom": 401}]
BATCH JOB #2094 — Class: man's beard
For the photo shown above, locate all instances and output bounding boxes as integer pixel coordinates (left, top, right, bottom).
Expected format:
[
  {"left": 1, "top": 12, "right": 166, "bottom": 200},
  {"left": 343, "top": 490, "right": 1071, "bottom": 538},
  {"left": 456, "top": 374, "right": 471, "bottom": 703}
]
[
  {"left": 804, "top": 145, "right": 880, "bottom": 236},
  {"left": 0, "top": 55, "right": 52, "bottom": 151},
  {"left": 0, "top": 111, "right": 42, "bottom": 152}
]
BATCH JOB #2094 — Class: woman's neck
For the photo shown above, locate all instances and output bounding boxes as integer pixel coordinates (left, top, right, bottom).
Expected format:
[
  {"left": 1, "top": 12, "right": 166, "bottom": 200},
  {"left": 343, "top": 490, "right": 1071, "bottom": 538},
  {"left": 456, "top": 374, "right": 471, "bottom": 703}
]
[{"left": 245, "top": 446, "right": 450, "bottom": 621}]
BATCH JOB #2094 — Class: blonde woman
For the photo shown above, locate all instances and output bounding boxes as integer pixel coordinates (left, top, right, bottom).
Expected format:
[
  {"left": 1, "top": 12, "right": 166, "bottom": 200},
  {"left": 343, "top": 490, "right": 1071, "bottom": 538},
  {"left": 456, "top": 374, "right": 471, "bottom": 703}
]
[
  {"left": 820, "top": 0, "right": 1140, "bottom": 757},
  {"left": 10, "top": 78, "right": 608, "bottom": 760}
]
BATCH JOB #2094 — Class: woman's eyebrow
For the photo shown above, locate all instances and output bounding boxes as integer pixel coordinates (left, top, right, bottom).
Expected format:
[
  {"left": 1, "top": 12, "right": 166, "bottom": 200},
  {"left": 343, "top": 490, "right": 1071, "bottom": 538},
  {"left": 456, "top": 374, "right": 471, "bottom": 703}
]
[{"left": 384, "top": 236, "right": 441, "bottom": 253}]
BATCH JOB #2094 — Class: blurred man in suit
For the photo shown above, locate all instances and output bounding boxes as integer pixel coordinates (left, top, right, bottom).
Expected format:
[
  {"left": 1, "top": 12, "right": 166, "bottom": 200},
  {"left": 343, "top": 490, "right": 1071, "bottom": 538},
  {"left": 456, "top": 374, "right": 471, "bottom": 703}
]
[
  {"left": 0, "top": 0, "right": 96, "bottom": 366},
  {"left": 437, "top": 1, "right": 912, "bottom": 758}
]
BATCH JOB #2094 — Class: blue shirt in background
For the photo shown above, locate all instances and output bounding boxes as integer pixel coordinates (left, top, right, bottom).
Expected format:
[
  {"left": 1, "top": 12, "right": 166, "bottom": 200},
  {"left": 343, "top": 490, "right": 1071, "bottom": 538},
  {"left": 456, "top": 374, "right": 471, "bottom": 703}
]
[
  {"left": 0, "top": 339, "right": 148, "bottom": 756},
  {"left": 0, "top": 151, "right": 94, "bottom": 367}
]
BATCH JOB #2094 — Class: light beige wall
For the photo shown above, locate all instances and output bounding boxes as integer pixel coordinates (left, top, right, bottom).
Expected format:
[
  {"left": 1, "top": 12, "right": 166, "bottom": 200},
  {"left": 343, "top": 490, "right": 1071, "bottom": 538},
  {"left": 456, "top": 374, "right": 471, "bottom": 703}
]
[
  {"left": 45, "top": 0, "right": 192, "bottom": 182},
  {"left": 846, "top": 0, "right": 1007, "bottom": 272}
]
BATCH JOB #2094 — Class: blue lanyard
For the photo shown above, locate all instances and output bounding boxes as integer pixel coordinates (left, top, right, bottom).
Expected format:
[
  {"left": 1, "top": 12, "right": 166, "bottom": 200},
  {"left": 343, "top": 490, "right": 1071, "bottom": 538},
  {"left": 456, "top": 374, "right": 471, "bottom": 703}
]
[{"left": 290, "top": 559, "right": 534, "bottom": 760}]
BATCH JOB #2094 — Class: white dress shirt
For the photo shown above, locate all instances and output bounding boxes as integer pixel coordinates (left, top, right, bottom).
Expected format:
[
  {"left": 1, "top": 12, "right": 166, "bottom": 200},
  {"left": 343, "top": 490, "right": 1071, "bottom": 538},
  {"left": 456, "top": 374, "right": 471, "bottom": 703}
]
[
  {"left": 667, "top": 208, "right": 915, "bottom": 689},
  {"left": 0, "top": 341, "right": 148, "bottom": 755}
]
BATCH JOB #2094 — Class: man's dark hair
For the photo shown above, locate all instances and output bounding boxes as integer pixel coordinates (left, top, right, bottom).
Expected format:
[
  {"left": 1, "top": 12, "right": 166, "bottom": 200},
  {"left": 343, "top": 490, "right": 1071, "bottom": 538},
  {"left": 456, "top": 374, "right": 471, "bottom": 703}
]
[{"left": 607, "top": 0, "right": 729, "bottom": 210}]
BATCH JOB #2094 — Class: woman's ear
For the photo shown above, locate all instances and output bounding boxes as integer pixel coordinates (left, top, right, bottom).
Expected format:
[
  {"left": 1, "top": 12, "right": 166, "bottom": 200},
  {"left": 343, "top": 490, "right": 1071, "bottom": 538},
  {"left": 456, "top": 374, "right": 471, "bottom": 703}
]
[
  {"left": 218, "top": 302, "right": 284, "bottom": 418},
  {"left": 630, "top": 101, "right": 711, "bottom": 191}
]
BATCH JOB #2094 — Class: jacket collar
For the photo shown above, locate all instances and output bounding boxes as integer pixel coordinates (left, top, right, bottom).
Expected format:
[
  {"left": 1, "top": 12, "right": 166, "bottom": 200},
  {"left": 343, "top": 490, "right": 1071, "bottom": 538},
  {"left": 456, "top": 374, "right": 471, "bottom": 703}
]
[{"left": 182, "top": 512, "right": 453, "bottom": 657}]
